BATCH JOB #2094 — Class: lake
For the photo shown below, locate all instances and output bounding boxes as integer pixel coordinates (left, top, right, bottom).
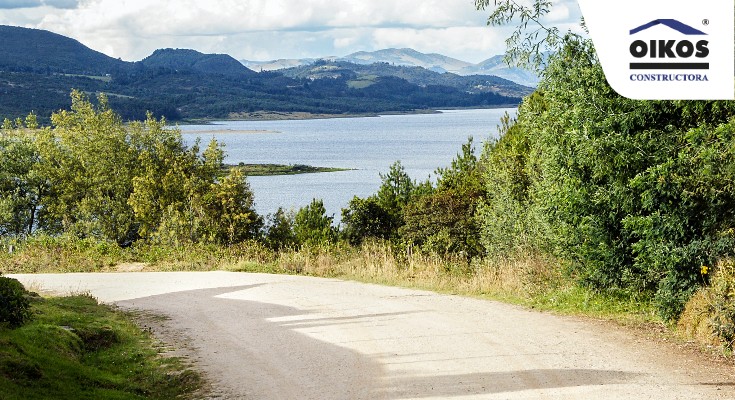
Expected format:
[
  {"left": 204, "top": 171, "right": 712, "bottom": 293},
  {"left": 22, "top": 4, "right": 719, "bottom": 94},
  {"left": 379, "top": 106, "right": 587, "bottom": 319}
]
[{"left": 179, "top": 108, "right": 514, "bottom": 222}]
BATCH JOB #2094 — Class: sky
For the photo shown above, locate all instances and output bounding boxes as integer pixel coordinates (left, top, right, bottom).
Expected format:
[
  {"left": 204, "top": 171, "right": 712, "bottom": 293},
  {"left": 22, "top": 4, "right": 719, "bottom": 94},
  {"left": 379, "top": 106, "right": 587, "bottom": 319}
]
[{"left": 0, "top": 0, "right": 583, "bottom": 63}]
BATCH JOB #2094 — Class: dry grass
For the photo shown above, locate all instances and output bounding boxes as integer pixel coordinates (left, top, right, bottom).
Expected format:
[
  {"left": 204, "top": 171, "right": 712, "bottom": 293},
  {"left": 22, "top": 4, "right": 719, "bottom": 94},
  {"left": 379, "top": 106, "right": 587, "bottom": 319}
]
[
  {"left": 677, "top": 290, "right": 719, "bottom": 347},
  {"left": 677, "top": 259, "right": 735, "bottom": 354},
  {"left": 226, "top": 241, "right": 561, "bottom": 303}
]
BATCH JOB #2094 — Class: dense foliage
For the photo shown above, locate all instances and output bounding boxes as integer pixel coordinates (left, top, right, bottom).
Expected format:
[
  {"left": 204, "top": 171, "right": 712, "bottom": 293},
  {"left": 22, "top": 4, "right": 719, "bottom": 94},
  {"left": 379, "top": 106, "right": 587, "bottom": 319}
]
[
  {"left": 479, "top": 35, "right": 735, "bottom": 320},
  {"left": 1, "top": 91, "right": 261, "bottom": 246},
  {"left": 0, "top": 277, "right": 31, "bottom": 328}
]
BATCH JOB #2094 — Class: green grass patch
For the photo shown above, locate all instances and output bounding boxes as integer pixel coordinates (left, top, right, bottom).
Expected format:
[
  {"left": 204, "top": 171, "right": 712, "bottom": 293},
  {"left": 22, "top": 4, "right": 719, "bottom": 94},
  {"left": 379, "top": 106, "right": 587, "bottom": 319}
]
[
  {"left": 59, "top": 74, "right": 113, "bottom": 83},
  {"left": 0, "top": 293, "right": 200, "bottom": 400},
  {"left": 347, "top": 76, "right": 378, "bottom": 89}
]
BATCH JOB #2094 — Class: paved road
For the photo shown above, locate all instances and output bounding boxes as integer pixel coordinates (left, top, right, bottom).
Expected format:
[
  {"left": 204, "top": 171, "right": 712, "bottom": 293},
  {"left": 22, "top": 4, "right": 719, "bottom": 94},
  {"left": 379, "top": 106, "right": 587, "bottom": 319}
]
[{"left": 11, "top": 272, "right": 735, "bottom": 399}]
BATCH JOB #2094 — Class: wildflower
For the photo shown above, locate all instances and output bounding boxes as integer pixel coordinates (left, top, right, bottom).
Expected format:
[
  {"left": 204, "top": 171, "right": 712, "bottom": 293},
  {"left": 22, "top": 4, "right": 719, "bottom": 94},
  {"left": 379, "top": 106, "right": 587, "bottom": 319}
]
[{"left": 701, "top": 265, "right": 709, "bottom": 275}]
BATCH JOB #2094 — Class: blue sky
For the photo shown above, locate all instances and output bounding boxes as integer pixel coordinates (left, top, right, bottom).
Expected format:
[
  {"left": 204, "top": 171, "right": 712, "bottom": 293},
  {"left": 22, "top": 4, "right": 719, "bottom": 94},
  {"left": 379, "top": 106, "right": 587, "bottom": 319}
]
[{"left": 0, "top": 0, "right": 583, "bottom": 63}]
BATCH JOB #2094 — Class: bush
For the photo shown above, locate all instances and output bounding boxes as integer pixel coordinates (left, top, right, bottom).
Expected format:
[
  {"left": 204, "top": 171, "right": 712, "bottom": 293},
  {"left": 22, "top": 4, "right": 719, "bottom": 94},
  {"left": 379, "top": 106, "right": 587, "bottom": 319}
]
[
  {"left": 0, "top": 277, "right": 31, "bottom": 328},
  {"left": 677, "top": 260, "right": 735, "bottom": 352},
  {"left": 478, "top": 36, "right": 735, "bottom": 320},
  {"left": 709, "top": 261, "right": 735, "bottom": 350}
]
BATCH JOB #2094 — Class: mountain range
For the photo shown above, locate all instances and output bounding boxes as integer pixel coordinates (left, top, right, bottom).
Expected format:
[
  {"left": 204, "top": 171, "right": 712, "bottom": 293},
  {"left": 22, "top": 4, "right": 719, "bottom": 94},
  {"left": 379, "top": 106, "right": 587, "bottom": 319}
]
[
  {"left": 0, "top": 25, "right": 532, "bottom": 123},
  {"left": 242, "top": 48, "right": 540, "bottom": 87}
]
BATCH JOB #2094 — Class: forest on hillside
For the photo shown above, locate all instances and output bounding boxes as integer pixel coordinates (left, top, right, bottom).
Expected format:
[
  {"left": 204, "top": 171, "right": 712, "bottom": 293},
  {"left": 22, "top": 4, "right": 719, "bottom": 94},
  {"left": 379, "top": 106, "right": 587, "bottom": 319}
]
[{"left": 0, "top": 25, "right": 526, "bottom": 123}]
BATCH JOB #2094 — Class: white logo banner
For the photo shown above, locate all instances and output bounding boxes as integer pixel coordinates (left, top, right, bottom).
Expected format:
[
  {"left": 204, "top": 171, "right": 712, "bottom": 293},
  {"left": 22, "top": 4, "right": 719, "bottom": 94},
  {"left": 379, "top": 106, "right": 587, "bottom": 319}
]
[{"left": 577, "top": 0, "right": 734, "bottom": 100}]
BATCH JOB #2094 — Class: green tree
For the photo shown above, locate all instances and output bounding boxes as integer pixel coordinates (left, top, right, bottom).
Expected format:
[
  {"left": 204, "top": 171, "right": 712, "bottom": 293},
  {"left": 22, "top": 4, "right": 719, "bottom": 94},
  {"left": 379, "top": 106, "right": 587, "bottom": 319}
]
[
  {"left": 341, "top": 196, "right": 396, "bottom": 245},
  {"left": 474, "top": 0, "right": 562, "bottom": 70},
  {"left": 341, "top": 161, "right": 421, "bottom": 245},
  {"left": 401, "top": 137, "right": 485, "bottom": 257},
  {"left": 264, "top": 207, "right": 296, "bottom": 250},
  {"left": 127, "top": 113, "right": 199, "bottom": 242},
  {"left": 0, "top": 123, "right": 45, "bottom": 236},
  {"left": 477, "top": 111, "right": 534, "bottom": 258},
  {"left": 200, "top": 167, "right": 262, "bottom": 245},
  {"left": 294, "top": 199, "right": 336, "bottom": 247},
  {"left": 401, "top": 190, "right": 481, "bottom": 257},
  {"left": 35, "top": 90, "right": 139, "bottom": 244},
  {"left": 376, "top": 160, "right": 416, "bottom": 212},
  {"left": 478, "top": 32, "right": 735, "bottom": 319}
]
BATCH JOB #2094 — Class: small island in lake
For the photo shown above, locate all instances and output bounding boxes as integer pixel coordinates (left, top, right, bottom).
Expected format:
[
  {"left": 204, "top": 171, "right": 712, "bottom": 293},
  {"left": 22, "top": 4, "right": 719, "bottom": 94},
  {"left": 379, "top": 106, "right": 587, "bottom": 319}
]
[{"left": 231, "top": 163, "right": 351, "bottom": 176}]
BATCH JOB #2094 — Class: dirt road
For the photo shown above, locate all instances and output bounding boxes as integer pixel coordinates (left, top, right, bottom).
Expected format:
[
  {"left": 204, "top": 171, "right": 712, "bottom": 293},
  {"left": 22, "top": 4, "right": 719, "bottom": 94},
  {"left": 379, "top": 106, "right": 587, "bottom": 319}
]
[{"left": 10, "top": 272, "right": 735, "bottom": 399}]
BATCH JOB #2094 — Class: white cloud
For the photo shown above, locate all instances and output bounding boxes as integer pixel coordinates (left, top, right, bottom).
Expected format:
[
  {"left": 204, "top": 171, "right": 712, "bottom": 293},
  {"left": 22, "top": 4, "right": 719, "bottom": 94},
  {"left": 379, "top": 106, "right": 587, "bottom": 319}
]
[
  {"left": 2, "top": 0, "right": 583, "bottom": 62},
  {"left": 0, "top": 0, "right": 79, "bottom": 9},
  {"left": 371, "top": 26, "right": 514, "bottom": 62}
]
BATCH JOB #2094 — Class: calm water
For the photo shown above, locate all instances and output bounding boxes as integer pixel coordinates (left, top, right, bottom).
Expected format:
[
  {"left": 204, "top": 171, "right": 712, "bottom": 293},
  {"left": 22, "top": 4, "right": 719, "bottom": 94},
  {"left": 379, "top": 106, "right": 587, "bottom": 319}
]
[{"left": 179, "top": 108, "right": 513, "bottom": 221}]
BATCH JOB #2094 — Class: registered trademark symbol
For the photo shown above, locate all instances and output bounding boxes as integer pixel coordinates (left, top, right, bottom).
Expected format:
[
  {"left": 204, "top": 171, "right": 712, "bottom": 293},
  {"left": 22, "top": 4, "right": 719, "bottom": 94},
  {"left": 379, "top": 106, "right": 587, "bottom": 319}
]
[{"left": 702, "top": 19, "right": 710, "bottom": 26}]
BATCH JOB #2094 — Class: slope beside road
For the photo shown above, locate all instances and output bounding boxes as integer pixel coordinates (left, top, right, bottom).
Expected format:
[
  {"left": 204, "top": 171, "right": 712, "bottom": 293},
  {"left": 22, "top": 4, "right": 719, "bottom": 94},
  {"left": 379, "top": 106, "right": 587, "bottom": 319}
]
[{"left": 10, "top": 271, "right": 735, "bottom": 399}]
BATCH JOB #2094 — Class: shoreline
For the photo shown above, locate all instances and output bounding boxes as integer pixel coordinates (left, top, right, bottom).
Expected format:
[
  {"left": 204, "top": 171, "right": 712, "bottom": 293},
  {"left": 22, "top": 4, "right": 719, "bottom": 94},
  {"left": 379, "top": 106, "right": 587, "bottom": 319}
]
[
  {"left": 229, "top": 163, "right": 352, "bottom": 176},
  {"left": 177, "top": 106, "right": 517, "bottom": 125}
]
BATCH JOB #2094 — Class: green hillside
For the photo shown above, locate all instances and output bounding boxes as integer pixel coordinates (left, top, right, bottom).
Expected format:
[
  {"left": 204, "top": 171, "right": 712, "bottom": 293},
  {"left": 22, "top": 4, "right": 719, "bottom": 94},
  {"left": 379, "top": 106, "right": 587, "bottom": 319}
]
[
  {"left": 282, "top": 60, "right": 533, "bottom": 98},
  {"left": 0, "top": 25, "right": 525, "bottom": 122},
  {"left": 0, "top": 25, "right": 130, "bottom": 76},
  {"left": 141, "top": 48, "right": 257, "bottom": 78}
]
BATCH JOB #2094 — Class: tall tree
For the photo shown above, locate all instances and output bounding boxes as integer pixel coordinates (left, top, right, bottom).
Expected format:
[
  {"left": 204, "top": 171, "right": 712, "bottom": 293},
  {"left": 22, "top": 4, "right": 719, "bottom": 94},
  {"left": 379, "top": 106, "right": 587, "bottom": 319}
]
[{"left": 35, "top": 91, "right": 139, "bottom": 244}]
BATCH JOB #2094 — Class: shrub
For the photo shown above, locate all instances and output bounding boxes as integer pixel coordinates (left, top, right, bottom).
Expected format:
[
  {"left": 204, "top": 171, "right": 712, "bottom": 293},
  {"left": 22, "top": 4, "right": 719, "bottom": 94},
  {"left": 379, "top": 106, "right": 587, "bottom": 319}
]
[
  {"left": 709, "top": 261, "right": 735, "bottom": 350},
  {"left": 677, "top": 260, "right": 735, "bottom": 351},
  {"left": 0, "top": 277, "right": 31, "bottom": 328}
]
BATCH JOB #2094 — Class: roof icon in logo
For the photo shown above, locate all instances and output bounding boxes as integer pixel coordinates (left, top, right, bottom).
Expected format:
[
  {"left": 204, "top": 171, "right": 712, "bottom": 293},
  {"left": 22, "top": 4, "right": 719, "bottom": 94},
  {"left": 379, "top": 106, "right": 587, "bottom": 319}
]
[{"left": 630, "top": 19, "right": 707, "bottom": 35}]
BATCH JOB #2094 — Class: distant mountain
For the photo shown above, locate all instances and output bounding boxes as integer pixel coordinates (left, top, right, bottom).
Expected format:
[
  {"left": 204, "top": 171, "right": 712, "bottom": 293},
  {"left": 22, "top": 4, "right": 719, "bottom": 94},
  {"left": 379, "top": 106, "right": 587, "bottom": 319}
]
[
  {"left": 0, "top": 25, "right": 526, "bottom": 123},
  {"left": 141, "top": 48, "right": 256, "bottom": 78},
  {"left": 281, "top": 60, "right": 532, "bottom": 99},
  {"left": 242, "top": 48, "right": 540, "bottom": 87},
  {"left": 463, "top": 55, "right": 540, "bottom": 87},
  {"left": 242, "top": 58, "right": 326, "bottom": 72},
  {"left": 342, "top": 48, "right": 472, "bottom": 74},
  {"left": 0, "top": 25, "right": 130, "bottom": 76}
]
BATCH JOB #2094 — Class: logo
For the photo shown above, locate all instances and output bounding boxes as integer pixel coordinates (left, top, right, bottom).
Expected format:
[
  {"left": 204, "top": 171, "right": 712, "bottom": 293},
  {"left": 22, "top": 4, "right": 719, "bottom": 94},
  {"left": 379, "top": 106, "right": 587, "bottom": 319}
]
[
  {"left": 628, "top": 19, "right": 709, "bottom": 70},
  {"left": 577, "top": 1, "right": 734, "bottom": 100}
]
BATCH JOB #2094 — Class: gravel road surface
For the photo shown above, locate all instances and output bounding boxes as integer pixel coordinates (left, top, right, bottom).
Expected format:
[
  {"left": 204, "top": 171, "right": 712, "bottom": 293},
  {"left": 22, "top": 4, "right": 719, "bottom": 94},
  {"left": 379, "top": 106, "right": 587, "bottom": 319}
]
[{"left": 10, "top": 272, "right": 735, "bottom": 399}]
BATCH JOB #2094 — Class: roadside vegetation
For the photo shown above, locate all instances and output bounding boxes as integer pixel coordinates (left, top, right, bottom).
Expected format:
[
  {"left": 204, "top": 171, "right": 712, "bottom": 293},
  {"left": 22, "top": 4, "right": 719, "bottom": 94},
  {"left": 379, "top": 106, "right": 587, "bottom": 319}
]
[
  {"left": 2, "top": 4, "right": 735, "bottom": 390},
  {"left": 0, "top": 277, "right": 200, "bottom": 399}
]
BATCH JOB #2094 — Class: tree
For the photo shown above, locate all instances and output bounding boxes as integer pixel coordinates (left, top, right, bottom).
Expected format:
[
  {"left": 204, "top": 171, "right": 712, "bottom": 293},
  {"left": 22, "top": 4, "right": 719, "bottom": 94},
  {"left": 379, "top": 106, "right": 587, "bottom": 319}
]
[
  {"left": 478, "top": 32, "right": 735, "bottom": 319},
  {"left": 200, "top": 167, "right": 262, "bottom": 245},
  {"left": 401, "top": 137, "right": 485, "bottom": 257},
  {"left": 293, "top": 199, "right": 337, "bottom": 247},
  {"left": 401, "top": 190, "right": 481, "bottom": 257},
  {"left": 15, "top": 91, "right": 264, "bottom": 247},
  {"left": 376, "top": 160, "right": 416, "bottom": 212},
  {"left": 129, "top": 122, "right": 262, "bottom": 246},
  {"left": 477, "top": 111, "right": 534, "bottom": 258},
  {"left": 474, "top": 0, "right": 563, "bottom": 70},
  {"left": 341, "top": 161, "right": 422, "bottom": 245},
  {"left": 341, "top": 196, "right": 396, "bottom": 245},
  {"left": 0, "top": 121, "right": 45, "bottom": 237},
  {"left": 35, "top": 90, "right": 139, "bottom": 244},
  {"left": 263, "top": 207, "right": 296, "bottom": 250},
  {"left": 127, "top": 113, "right": 198, "bottom": 242}
]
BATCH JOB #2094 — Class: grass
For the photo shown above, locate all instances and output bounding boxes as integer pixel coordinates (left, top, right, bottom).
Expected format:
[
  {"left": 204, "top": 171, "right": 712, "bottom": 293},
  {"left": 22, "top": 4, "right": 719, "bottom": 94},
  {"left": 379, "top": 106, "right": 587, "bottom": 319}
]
[
  {"left": 0, "top": 292, "right": 201, "bottom": 400},
  {"left": 0, "top": 235, "right": 703, "bottom": 352},
  {"left": 59, "top": 73, "right": 113, "bottom": 83},
  {"left": 0, "top": 235, "right": 657, "bottom": 324},
  {"left": 225, "top": 242, "right": 659, "bottom": 324},
  {"left": 347, "top": 75, "right": 379, "bottom": 89}
]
